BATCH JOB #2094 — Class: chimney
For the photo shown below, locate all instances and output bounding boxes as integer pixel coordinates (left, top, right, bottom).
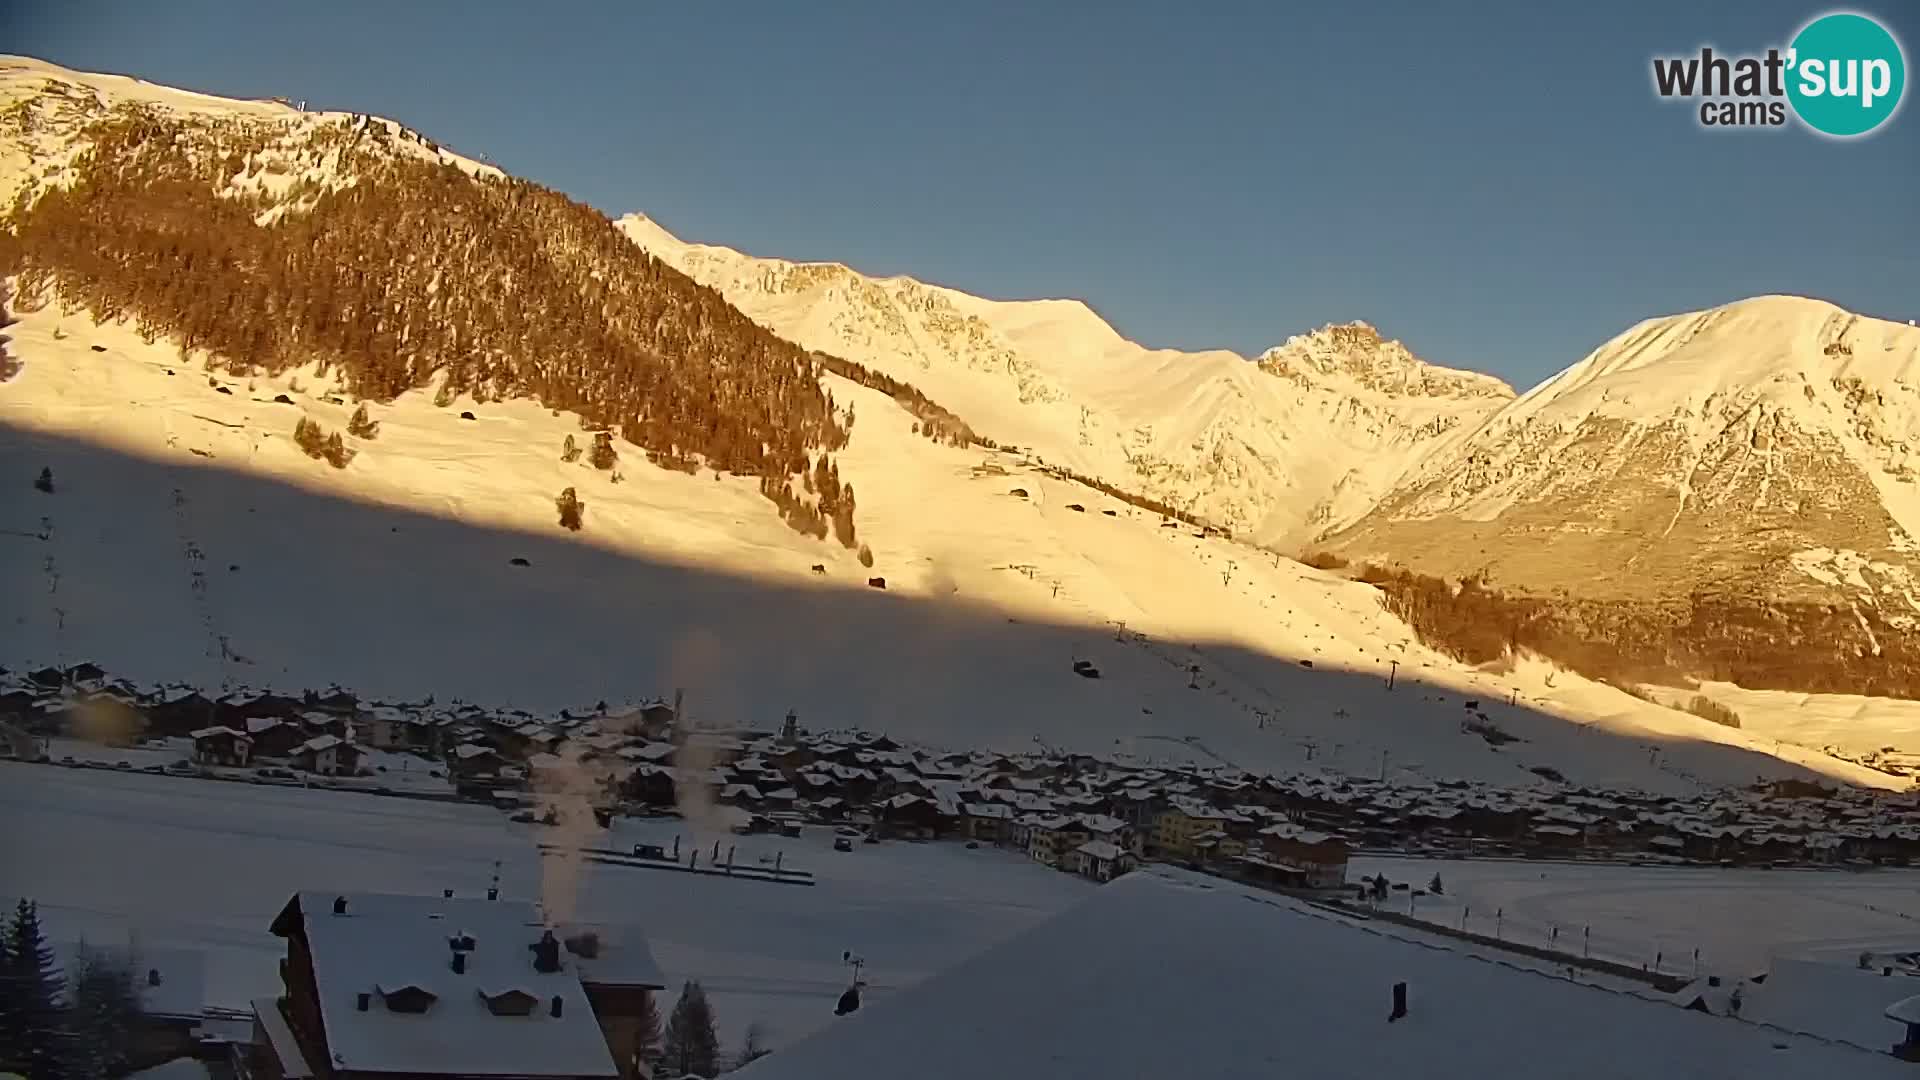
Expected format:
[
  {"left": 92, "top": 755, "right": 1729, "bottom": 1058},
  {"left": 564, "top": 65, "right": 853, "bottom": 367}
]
[
  {"left": 550, "top": 995, "right": 564, "bottom": 1018},
  {"left": 1388, "top": 981, "right": 1408, "bottom": 1023},
  {"left": 332, "top": 896, "right": 348, "bottom": 915},
  {"left": 452, "top": 951, "right": 467, "bottom": 974},
  {"left": 487, "top": 886, "right": 499, "bottom": 901},
  {"left": 356, "top": 992, "right": 371, "bottom": 1012},
  {"left": 443, "top": 888, "right": 454, "bottom": 899},
  {"left": 147, "top": 968, "right": 162, "bottom": 987}
]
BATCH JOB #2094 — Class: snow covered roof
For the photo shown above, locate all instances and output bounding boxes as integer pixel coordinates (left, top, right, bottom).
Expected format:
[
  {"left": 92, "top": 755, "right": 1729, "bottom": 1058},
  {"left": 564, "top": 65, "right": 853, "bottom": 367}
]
[
  {"left": 299, "top": 734, "right": 344, "bottom": 753},
  {"left": 735, "top": 869, "right": 1911, "bottom": 1080},
  {"left": 251, "top": 997, "right": 312, "bottom": 1079},
  {"left": 1743, "top": 957, "right": 1919, "bottom": 1052},
  {"left": 189, "top": 725, "right": 248, "bottom": 741},
  {"left": 1073, "top": 841, "right": 1124, "bottom": 861},
  {"left": 454, "top": 742, "right": 497, "bottom": 759},
  {"left": 271, "top": 892, "right": 617, "bottom": 1078}
]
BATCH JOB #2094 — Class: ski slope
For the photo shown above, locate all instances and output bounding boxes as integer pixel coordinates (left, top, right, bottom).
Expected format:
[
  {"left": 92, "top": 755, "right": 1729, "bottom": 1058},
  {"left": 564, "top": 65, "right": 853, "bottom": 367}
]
[{"left": 0, "top": 302, "right": 1900, "bottom": 792}]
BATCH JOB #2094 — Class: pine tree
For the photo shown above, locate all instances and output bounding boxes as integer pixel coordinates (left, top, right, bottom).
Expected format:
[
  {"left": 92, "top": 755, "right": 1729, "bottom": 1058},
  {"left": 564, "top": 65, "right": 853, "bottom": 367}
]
[
  {"left": 347, "top": 403, "right": 380, "bottom": 439},
  {"left": 33, "top": 467, "right": 54, "bottom": 494},
  {"left": 561, "top": 433, "right": 581, "bottom": 463},
  {"left": 632, "top": 988, "right": 663, "bottom": 1073},
  {"left": 63, "top": 943, "right": 140, "bottom": 1080},
  {"left": 661, "top": 980, "right": 719, "bottom": 1078},
  {"left": 6, "top": 899, "right": 68, "bottom": 1080},
  {"left": 0, "top": 917, "right": 16, "bottom": 1072},
  {"left": 734, "top": 1021, "right": 771, "bottom": 1069},
  {"left": 293, "top": 417, "right": 327, "bottom": 459},
  {"left": 1429, "top": 874, "right": 1444, "bottom": 895},
  {"left": 556, "top": 487, "right": 584, "bottom": 531},
  {"left": 857, "top": 543, "right": 874, "bottom": 569},
  {"left": 589, "top": 431, "right": 618, "bottom": 470},
  {"left": 323, "top": 431, "right": 354, "bottom": 469}
]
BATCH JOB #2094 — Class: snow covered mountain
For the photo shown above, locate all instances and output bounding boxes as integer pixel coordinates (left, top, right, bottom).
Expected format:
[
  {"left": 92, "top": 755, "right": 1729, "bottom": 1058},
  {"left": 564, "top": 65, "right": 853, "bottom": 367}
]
[
  {"left": 1323, "top": 297, "right": 1920, "bottom": 696},
  {"left": 2, "top": 55, "right": 1916, "bottom": 788},
  {"left": 616, "top": 213, "right": 1515, "bottom": 547}
]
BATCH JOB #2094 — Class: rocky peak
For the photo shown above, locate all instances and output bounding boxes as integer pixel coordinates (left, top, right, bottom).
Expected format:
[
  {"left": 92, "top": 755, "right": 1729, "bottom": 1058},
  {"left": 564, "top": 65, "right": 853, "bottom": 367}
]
[{"left": 1257, "top": 322, "right": 1514, "bottom": 403}]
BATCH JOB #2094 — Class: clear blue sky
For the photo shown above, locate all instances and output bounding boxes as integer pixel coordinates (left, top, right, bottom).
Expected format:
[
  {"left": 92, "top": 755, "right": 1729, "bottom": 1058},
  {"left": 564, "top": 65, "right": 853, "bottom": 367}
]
[{"left": 7, "top": 1, "right": 1916, "bottom": 387}]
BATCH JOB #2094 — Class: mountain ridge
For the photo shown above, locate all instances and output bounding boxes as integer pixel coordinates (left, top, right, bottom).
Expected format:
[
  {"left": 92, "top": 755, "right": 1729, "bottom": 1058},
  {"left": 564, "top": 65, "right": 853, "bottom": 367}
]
[{"left": 5, "top": 54, "right": 1920, "bottom": 770}]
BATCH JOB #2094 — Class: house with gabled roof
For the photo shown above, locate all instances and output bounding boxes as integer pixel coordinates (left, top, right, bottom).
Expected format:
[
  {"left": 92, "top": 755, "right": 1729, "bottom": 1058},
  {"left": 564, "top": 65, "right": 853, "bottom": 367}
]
[{"left": 257, "top": 891, "right": 663, "bottom": 1080}]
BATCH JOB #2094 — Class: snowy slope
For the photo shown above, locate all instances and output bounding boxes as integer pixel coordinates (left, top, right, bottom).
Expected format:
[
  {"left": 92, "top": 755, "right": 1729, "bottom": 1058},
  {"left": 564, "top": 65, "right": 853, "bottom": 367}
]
[
  {"left": 737, "top": 867, "right": 1913, "bottom": 1080},
  {"left": 615, "top": 213, "right": 1514, "bottom": 546},
  {"left": 0, "top": 56, "right": 1911, "bottom": 788},
  {"left": 0, "top": 301, "right": 1899, "bottom": 793},
  {"left": 0, "top": 54, "right": 501, "bottom": 215}
]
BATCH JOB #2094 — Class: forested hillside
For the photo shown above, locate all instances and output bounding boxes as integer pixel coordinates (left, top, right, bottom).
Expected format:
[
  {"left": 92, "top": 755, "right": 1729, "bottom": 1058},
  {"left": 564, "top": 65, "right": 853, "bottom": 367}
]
[{"left": 0, "top": 101, "right": 853, "bottom": 519}]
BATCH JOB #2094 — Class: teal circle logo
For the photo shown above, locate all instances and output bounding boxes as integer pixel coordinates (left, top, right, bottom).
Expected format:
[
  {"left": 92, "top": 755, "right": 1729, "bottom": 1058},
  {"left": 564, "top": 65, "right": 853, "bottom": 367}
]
[{"left": 1786, "top": 12, "right": 1906, "bottom": 137}]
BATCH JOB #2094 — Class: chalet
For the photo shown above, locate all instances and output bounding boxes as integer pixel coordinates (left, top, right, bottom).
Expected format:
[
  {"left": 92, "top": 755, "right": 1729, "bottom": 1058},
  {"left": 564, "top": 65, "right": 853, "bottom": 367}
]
[
  {"left": 147, "top": 689, "right": 217, "bottom": 737},
  {"left": 1190, "top": 829, "right": 1247, "bottom": 865},
  {"left": 291, "top": 734, "right": 359, "bottom": 776},
  {"left": 450, "top": 741, "right": 504, "bottom": 778},
  {"left": 255, "top": 891, "right": 664, "bottom": 1080},
  {"left": 190, "top": 726, "right": 253, "bottom": 767},
  {"left": 360, "top": 705, "right": 411, "bottom": 750},
  {"left": 217, "top": 692, "right": 305, "bottom": 729},
  {"left": 621, "top": 765, "right": 677, "bottom": 809},
  {"left": 960, "top": 802, "right": 1015, "bottom": 843},
  {"left": 1068, "top": 840, "right": 1135, "bottom": 882},
  {"left": 299, "top": 689, "right": 360, "bottom": 720},
  {"left": 879, "top": 793, "right": 950, "bottom": 839},
  {"left": 247, "top": 717, "right": 306, "bottom": 759},
  {"left": 1255, "top": 825, "right": 1351, "bottom": 889},
  {"left": 596, "top": 700, "right": 677, "bottom": 739}
]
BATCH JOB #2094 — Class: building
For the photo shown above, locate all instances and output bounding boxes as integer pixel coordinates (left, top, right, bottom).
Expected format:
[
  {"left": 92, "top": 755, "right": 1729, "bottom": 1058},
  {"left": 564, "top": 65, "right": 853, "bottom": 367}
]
[
  {"left": 1254, "top": 825, "right": 1350, "bottom": 889},
  {"left": 248, "top": 717, "right": 307, "bottom": 759},
  {"left": 1067, "top": 840, "right": 1135, "bottom": 882},
  {"left": 730, "top": 869, "right": 1913, "bottom": 1080},
  {"left": 290, "top": 734, "right": 359, "bottom": 776},
  {"left": 254, "top": 891, "right": 663, "bottom": 1080},
  {"left": 190, "top": 726, "right": 252, "bottom": 767}
]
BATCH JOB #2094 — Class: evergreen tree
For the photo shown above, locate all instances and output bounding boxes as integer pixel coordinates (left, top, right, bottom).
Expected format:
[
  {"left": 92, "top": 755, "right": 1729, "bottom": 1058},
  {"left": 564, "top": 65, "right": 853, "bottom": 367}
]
[
  {"left": 857, "top": 543, "right": 874, "bottom": 569},
  {"left": 556, "top": 487, "right": 584, "bottom": 532},
  {"left": 0, "top": 917, "right": 15, "bottom": 1072},
  {"left": 34, "top": 466, "right": 54, "bottom": 494},
  {"left": 561, "top": 433, "right": 581, "bottom": 463},
  {"left": 661, "top": 980, "right": 719, "bottom": 1078},
  {"left": 1429, "top": 874, "right": 1444, "bottom": 895},
  {"left": 347, "top": 403, "right": 380, "bottom": 439},
  {"left": 734, "top": 1021, "right": 771, "bottom": 1069},
  {"left": 589, "top": 431, "right": 618, "bottom": 470},
  {"left": 6, "top": 899, "right": 68, "bottom": 1079},
  {"left": 632, "top": 988, "right": 663, "bottom": 1073},
  {"left": 63, "top": 942, "right": 141, "bottom": 1080},
  {"left": 293, "top": 416, "right": 327, "bottom": 459},
  {"left": 323, "top": 431, "right": 353, "bottom": 469}
]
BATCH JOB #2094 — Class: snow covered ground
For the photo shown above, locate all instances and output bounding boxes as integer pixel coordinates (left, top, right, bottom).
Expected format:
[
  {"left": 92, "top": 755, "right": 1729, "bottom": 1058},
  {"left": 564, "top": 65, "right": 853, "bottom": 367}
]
[
  {"left": 0, "top": 303, "right": 1897, "bottom": 794},
  {"left": 0, "top": 761, "right": 1089, "bottom": 1051},
  {"left": 734, "top": 867, "right": 1918, "bottom": 1079},
  {"left": 1349, "top": 854, "right": 1920, "bottom": 979}
]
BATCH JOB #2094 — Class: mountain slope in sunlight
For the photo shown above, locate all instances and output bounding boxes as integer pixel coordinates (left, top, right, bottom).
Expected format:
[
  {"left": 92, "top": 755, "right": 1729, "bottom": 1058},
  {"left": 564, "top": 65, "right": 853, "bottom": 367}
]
[
  {"left": 0, "top": 304, "right": 1897, "bottom": 793},
  {"left": 616, "top": 213, "right": 1514, "bottom": 547}
]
